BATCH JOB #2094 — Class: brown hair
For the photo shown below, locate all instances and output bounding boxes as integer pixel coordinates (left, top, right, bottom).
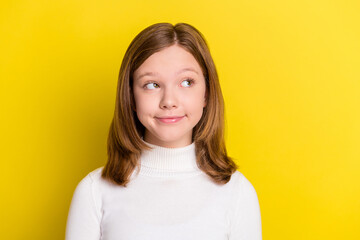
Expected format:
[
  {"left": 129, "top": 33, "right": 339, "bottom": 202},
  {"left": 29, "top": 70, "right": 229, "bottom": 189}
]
[{"left": 102, "top": 22, "right": 238, "bottom": 186}]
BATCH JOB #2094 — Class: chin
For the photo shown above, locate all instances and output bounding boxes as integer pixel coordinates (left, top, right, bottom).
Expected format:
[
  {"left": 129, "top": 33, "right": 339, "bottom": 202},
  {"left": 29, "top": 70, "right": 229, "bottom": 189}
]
[
  {"left": 151, "top": 134, "right": 187, "bottom": 145},
  {"left": 157, "top": 135, "right": 183, "bottom": 143}
]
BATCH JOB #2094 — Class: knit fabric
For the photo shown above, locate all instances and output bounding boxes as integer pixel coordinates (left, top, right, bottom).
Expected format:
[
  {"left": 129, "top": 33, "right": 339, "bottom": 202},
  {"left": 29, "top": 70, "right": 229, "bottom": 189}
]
[{"left": 65, "top": 140, "right": 262, "bottom": 240}]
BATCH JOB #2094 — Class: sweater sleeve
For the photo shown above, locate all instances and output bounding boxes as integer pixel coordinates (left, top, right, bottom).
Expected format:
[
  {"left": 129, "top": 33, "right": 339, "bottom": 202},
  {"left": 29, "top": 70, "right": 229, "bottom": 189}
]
[
  {"left": 65, "top": 173, "right": 101, "bottom": 240},
  {"left": 229, "top": 172, "right": 262, "bottom": 240}
]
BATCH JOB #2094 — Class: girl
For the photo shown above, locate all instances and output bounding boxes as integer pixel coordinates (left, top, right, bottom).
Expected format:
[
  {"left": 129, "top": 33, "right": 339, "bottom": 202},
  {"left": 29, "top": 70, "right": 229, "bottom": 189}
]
[{"left": 66, "top": 22, "right": 262, "bottom": 240}]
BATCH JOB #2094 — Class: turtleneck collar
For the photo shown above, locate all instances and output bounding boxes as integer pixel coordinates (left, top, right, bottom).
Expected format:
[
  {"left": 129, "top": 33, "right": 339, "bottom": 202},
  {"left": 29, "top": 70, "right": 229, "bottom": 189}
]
[{"left": 138, "top": 139, "right": 201, "bottom": 177}]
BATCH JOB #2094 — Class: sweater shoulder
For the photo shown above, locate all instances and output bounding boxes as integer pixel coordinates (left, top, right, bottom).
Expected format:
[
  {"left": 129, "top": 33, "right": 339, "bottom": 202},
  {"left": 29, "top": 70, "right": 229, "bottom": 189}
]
[
  {"left": 229, "top": 170, "right": 248, "bottom": 186},
  {"left": 75, "top": 166, "right": 106, "bottom": 197},
  {"left": 87, "top": 166, "right": 104, "bottom": 182},
  {"left": 229, "top": 170, "right": 258, "bottom": 198}
]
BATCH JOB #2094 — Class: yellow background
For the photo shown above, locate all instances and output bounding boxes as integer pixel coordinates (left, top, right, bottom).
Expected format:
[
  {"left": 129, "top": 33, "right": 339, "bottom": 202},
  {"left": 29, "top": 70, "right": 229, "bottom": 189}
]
[{"left": 1, "top": 0, "right": 359, "bottom": 239}]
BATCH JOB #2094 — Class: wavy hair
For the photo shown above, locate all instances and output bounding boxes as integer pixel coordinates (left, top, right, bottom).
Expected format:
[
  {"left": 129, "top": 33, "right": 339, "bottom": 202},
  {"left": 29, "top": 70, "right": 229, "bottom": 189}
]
[{"left": 102, "top": 22, "right": 238, "bottom": 186}]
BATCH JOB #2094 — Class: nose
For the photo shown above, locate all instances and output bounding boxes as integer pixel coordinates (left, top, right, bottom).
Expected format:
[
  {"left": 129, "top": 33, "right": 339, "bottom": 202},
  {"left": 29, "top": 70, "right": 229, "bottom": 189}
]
[{"left": 159, "top": 86, "right": 178, "bottom": 109}]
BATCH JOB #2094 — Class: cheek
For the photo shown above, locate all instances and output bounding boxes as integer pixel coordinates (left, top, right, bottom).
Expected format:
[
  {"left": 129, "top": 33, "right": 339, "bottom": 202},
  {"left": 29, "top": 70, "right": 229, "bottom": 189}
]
[
  {"left": 183, "top": 87, "right": 206, "bottom": 113},
  {"left": 134, "top": 94, "right": 156, "bottom": 117},
  {"left": 183, "top": 97, "right": 205, "bottom": 119}
]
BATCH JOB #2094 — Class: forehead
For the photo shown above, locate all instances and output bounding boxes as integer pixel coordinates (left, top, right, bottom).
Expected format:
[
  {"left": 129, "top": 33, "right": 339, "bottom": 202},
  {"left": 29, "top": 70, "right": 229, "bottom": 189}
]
[{"left": 133, "top": 45, "right": 203, "bottom": 80}]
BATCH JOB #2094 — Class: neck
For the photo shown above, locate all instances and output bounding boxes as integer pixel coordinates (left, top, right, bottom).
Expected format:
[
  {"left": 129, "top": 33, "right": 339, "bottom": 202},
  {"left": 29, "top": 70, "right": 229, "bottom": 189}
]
[
  {"left": 138, "top": 139, "right": 201, "bottom": 177},
  {"left": 143, "top": 132, "right": 192, "bottom": 148}
]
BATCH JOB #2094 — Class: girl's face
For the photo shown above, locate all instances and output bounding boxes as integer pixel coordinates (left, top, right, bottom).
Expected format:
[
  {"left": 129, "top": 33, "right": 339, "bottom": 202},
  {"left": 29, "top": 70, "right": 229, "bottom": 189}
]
[{"left": 132, "top": 45, "right": 207, "bottom": 148}]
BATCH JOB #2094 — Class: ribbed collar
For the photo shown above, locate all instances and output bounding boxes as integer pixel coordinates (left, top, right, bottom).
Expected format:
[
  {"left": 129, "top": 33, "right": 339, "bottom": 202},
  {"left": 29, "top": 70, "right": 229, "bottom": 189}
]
[{"left": 138, "top": 139, "right": 201, "bottom": 177}]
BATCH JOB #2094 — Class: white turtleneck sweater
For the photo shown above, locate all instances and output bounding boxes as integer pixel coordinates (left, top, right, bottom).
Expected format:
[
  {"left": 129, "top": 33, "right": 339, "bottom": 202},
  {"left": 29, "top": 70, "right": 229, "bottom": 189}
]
[{"left": 65, "top": 142, "right": 262, "bottom": 240}]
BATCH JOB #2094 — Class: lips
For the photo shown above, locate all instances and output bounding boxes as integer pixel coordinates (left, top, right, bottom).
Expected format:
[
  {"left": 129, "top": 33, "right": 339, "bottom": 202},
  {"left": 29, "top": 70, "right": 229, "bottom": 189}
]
[{"left": 155, "top": 116, "right": 185, "bottom": 123}]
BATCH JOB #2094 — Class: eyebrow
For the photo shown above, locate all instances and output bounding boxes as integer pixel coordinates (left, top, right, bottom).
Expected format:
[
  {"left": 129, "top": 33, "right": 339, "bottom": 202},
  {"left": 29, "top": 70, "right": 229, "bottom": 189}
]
[{"left": 136, "top": 67, "right": 199, "bottom": 80}]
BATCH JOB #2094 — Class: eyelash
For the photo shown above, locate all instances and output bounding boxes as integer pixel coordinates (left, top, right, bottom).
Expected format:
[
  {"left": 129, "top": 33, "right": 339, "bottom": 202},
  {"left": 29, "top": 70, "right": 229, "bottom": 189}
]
[{"left": 143, "top": 78, "right": 195, "bottom": 89}]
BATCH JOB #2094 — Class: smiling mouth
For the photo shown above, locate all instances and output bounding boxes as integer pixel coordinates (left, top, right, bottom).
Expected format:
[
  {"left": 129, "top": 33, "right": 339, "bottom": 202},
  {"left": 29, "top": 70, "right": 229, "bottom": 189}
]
[{"left": 155, "top": 116, "right": 185, "bottom": 123}]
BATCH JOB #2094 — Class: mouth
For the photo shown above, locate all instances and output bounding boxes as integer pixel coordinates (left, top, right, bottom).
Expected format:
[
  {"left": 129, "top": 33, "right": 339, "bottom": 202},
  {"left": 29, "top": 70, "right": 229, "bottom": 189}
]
[{"left": 155, "top": 116, "right": 185, "bottom": 123}]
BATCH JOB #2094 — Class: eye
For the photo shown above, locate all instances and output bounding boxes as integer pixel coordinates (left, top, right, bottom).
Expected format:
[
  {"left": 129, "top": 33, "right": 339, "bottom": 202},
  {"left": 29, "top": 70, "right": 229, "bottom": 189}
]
[
  {"left": 180, "top": 79, "right": 194, "bottom": 87},
  {"left": 144, "top": 82, "right": 159, "bottom": 90}
]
